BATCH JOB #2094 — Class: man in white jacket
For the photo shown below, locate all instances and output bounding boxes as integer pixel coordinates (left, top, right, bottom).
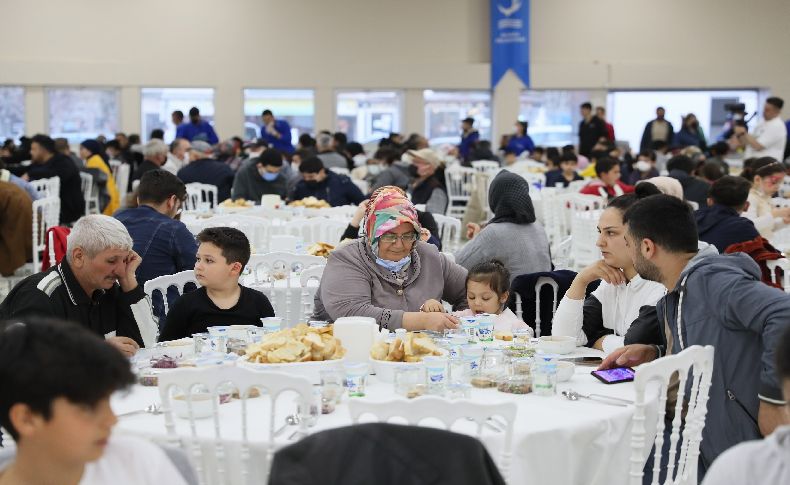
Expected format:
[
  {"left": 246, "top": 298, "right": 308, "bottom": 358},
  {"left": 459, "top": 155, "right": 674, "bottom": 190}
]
[{"left": 701, "top": 326, "right": 790, "bottom": 484}]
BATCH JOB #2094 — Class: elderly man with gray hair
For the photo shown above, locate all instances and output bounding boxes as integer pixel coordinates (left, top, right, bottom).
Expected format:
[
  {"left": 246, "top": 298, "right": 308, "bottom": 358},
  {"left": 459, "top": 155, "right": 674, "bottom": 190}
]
[
  {"left": 132, "top": 139, "right": 169, "bottom": 183},
  {"left": 0, "top": 215, "right": 157, "bottom": 356},
  {"left": 316, "top": 132, "right": 349, "bottom": 170}
]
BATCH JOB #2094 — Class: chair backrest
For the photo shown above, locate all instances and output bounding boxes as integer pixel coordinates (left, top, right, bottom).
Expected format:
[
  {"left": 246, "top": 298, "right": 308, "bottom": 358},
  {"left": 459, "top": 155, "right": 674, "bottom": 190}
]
[
  {"left": 444, "top": 165, "right": 477, "bottom": 218},
  {"left": 471, "top": 160, "right": 500, "bottom": 173},
  {"left": 157, "top": 366, "right": 314, "bottom": 485},
  {"left": 299, "top": 265, "right": 325, "bottom": 322},
  {"left": 629, "top": 345, "right": 715, "bottom": 485},
  {"left": 766, "top": 258, "right": 790, "bottom": 292},
  {"left": 552, "top": 236, "right": 573, "bottom": 270},
  {"left": 185, "top": 183, "right": 219, "bottom": 210},
  {"left": 246, "top": 252, "right": 325, "bottom": 284},
  {"left": 268, "top": 234, "right": 299, "bottom": 252},
  {"left": 112, "top": 162, "right": 131, "bottom": 208},
  {"left": 348, "top": 396, "right": 517, "bottom": 481},
  {"left": 79, "top": 172, "right": 96, "bottom": 214},
  {"left": 513, "top": 275, "right": 560, "bottom": 337},
  {"left": 30, "top": 176, "right": 60, "bottom": 199},
  {"left": 431, "top": 213, "right": 461, "bottom": 251},
  {"left": 31, "top": 197, "right": 61, "bottom": 272},
  {"left": 282, "top": 218, "right": 347, "bottom": 246},
  {"left": 144, "top": 270, "right": 200, "bottom": 317},
  {"left": 569, "top": 207, "right": 603, "bottom": 270},
  {"left": 199, "top": 215, "right": 272, "bottom": 253}
]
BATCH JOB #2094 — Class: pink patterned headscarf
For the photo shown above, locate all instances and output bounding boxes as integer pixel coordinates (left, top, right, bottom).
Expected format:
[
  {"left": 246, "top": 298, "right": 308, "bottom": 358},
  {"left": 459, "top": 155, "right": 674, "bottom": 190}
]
[{"left": 363, "top": 186, "right": 421, "bottom": 251}]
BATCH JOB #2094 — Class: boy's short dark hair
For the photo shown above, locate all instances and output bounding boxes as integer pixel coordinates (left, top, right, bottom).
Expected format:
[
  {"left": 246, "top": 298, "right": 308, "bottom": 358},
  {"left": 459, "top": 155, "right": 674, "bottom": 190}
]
[
  {"left": 0, "top": 318, "right": 135, "bottom": 441},
  {"left": 667, "top": 155, "right": 695, "bottom": 174},
  {"left": 299, "top": 156, "right": 324, "bottom": 174},
  {"left": 150, "top": 128, "right": 165, "bottom": 140},
  {"left": 257, "top": 149, "right": 283, "bottom": 168},
  {"left": 595, "top": 157, "right": 619, "bottom": 176},
  {"left": 623, "top": 194, "right": 699, "bottom": 254},
  {"left": 137, "top": 170, "right": 187, "bottom": 205},
  {"left": 559, "top": 153, "right": 578, "bottom": 164},
  {"left": 196, "top": 226, "right": 251, "bottom": 267},
  {"left": 709, "top": 175, "right": 751, "bottom": 209},
  {"left": 767, "top": 97, "right": 784, "bottom": 110},
  {"left": 30, "top": 134, "right": 56, "bottom": 154},
  {"left": 637, "top": 150, "right": 657, "bottom": 162}
]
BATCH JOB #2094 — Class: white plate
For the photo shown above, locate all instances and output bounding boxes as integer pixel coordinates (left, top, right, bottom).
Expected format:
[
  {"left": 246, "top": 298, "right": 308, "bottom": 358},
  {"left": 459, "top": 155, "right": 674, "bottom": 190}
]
[
  {"left": 238, "top": 356, "right": 345, "bottom": 383},
  {"left": 369, "top": 359, "right": 425, "bottom": 383}
]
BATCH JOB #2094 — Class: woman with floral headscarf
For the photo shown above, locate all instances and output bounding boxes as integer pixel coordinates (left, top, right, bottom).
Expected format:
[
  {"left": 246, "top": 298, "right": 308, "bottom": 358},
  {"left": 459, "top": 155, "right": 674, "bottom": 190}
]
[{"left": 319, "top": 186, "right": 468, "bottom": 331}]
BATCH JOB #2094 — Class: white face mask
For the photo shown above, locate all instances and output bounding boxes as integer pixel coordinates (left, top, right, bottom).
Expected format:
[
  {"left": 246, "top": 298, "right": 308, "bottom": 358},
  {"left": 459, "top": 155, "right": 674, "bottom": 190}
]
[
  {"left": 635, "top": 160, "right": 652, "bottom": 172},
  {"left": 353, "top": 154, "right": 368, "bottom": 167}
]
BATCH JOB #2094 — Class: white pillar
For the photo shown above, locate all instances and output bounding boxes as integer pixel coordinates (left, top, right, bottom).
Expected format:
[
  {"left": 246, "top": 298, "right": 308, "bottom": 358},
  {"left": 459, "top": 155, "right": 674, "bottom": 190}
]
[
  {"left": 403, "top": 89, "right": 425, "bottom": 136},
  {"left": 492, "top": 71, "right": 524, "bottom": 144},
  {"left": 213, "top": 84, "right": 244, "bottom": 141},
  {"left": 119, "top": 86, "right": 140, "bottom": 136},
  {"left": 25, "top": 86, "right": 46, "bottom": 135},
  {"left": 313, "top": 87, "right": 334, "bottom": 133}
]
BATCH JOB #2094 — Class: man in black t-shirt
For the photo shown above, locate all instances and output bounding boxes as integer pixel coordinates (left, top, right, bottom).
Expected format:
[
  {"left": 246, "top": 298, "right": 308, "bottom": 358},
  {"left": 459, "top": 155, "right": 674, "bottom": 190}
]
[{"left": 578, "top": 102, "right": 608, "bottom": 157}]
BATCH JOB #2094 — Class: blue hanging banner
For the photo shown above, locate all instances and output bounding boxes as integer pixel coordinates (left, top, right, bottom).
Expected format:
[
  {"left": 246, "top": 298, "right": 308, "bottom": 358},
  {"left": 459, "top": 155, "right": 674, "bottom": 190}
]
[{"left": 491, "top": 0, "right": 530, "bottom": 89}]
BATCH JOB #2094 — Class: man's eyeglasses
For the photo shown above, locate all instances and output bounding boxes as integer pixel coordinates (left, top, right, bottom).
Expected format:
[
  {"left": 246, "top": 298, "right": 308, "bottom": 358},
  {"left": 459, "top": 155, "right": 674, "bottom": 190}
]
[{"left": 379, "top": 232, "right": 418, "bottom": 244}]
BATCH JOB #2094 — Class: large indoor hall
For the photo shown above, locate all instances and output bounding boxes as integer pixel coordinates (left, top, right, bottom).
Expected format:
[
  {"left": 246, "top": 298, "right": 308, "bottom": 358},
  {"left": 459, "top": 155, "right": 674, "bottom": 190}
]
[{"left": 1, "top": 1, "right": 789, "bottom": 484}]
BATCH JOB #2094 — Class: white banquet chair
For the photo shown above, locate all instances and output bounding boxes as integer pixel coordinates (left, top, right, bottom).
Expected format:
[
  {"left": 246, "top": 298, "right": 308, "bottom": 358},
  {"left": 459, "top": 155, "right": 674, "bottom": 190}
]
[
  {"left": 766, "top": 258, "right": 790, "bottom": 292},
  {"left": 246, "top": 253, "right": 325, "bottom": 284},
  {"left": 431, "top": 213, "right": 461, "bottom": 252},
  {"left": 157, "top": 366, "right": 314, "bottom": 485},
  {"left": 513, "top": 275, "right": 559, "bottom": 338},
  {"left": 349, "top": 396, "right": 517, "bottom": 482},
  {"left": 282, "top": 218, "right": 347, "bottom": 246},
  {"left": 185, "top": 183, "right": 219, "bottom": 210},
  {"left": 79, "top": 172, "right": 100, "bottom": 215},
  {"left": 471, "top": 160, "right": 500, "bottom": 174},
  {"left": 444, "top": 165, "right": 476, "bottom": 218},
  {"left": 109, "top": 160, "right": 130, "bottom": 208},
  {"left": 30, "top": 197, "right": 61, "bottom": 273},
  {"left": 299, "top": 265, "right": 325, "bottom": 322},
  {"left": 30, "top": 176, "right": 60, "bottom": 199},
  {"left": 198, "top": 215, "right": 272, "bottom": 253},
  {"left": 629, "top": 345, "right": 715, "bottom": 485},
  {"left": 144, "top": 270, "right": 200, "bottom": 317}
]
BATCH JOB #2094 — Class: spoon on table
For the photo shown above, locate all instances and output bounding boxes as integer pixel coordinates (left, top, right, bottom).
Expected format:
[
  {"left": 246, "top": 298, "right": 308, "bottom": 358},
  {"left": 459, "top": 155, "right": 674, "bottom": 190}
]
[
  {"left": 562, "top": 390, "right": 633, "bottom": 407},
  {"left": 117, "top": 403, "right": 163, "bottom": 417},
  {"left": 273, "top": 414, "right": 300, "bottom": 438}
]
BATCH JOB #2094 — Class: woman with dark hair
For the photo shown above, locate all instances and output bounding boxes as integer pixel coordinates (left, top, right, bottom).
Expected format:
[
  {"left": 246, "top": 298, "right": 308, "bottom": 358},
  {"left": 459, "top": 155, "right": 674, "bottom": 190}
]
[
  {"left": 505, "top": 121, "right": 535, "bottom": 157},
  {"left": 673, "top": 113, "right": 706, "bottom": 150},
  {"left": 552, "top": 183, "right": 666, "bottom": 355},
  {"left": 79, "top": 139, "right": 120, "bottom": 215},
  {"left": 742, "top": 156, "right": 790, "bottom": 239},
  {"left": 455, "top": 171, "right": 551, "bottom": 280}
]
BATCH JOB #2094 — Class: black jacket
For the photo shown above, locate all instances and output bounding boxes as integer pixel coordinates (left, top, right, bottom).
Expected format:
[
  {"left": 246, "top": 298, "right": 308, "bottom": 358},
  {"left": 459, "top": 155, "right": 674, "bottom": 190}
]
[
  {"left": 25, "top": 153, "right": 85, "bottom": 224},
  {"left": 640, "top": 119, "right": 675, "bottom": 152},
  {"left": 0, "top": 259, "right": 156, "bottom": 347},
  {"left": 668, "top": 169, "right": 710, "bottom": 208},
  {"left": 132, "top": 159, "right": 163, "bottom": 182},
  {"left": 291, "top": 171, "right": 365, "bottom": 207},
  {"left": 696, "top": 204, "right": 761, "bottom": 253},
  {"left": 177, "top": 158, "right": 235, "bottom": 203},
  {"left": 578, "top": 117, "right": 608, "bottom": 156},
  {"left": 268, "top": 423, "right": 506, "bottom": 485}
]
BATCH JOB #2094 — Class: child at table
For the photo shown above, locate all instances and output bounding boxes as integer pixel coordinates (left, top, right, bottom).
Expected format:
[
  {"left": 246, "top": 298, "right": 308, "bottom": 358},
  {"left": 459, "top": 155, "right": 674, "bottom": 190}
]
[
  {"left": 158, "top": 226, "right": 275, "bottom": 341},
  {"left": 421, "top": 260, "right": 532, "bottom": 336},
  {"left": 0, "top": 317, "right": 189, "bottom": 485}
]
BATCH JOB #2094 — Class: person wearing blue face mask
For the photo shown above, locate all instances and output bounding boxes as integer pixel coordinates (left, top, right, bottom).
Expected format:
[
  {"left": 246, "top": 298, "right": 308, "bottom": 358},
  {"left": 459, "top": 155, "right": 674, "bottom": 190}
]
[{"left": 231, "top": 148, "right": 288, "bottom": 201}]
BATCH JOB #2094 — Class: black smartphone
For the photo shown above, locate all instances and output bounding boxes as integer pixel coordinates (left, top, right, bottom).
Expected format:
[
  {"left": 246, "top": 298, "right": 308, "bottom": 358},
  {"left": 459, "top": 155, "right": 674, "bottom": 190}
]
[
  {"left": 591, "top": 367, "right": 635, "bottom": 384},
  {"left": 561, "top": 356, "right": 603, "bottom": 366}
]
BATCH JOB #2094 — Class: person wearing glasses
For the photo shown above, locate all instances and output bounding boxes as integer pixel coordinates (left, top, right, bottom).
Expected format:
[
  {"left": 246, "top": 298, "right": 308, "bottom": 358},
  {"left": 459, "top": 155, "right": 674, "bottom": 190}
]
[
  {"left": 319, "top": 186, "right": 468, "bottom": 331},
  {"left": 114, "top": 170, "right": 197, "bottom": 321},
  {"left": 741, "top": 157, "right": 790, "bottom": 240}
]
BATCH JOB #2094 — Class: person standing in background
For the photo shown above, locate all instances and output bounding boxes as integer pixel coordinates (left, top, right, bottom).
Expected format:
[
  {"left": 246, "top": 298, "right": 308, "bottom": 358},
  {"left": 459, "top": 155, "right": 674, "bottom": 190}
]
[
  {"left": 578, "top": 102, "right": 607, "bottom": 157},
  {"left": 260, "top": 109, "right": 294, "bottom": 154},
  {"left": 640, "top": 107, "right": 674, "bottom": 152},
  {"left": 458, "top": 117, "right": 480, "bottom": 164},
  {"left": 596, "top": 107, "right": 615, "bottom": 141}
]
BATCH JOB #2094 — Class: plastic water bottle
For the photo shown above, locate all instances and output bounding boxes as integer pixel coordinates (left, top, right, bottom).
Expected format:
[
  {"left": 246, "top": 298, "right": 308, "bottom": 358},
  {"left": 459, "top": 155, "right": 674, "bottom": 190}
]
[{"left": 532, "top": 355, "right": 557, "bottom": 396}]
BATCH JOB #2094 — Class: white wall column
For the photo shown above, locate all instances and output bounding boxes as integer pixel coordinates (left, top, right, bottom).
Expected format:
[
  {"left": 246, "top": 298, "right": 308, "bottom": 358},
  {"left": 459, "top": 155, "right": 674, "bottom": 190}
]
[
  {"left": 313, "top": 87, "right": 334, "bottom": 133},
  {"left": 119, "top": 86, "right": 140, "bottom": 136},
  {"left": 403, "top": 88, "right": 425, "bottom": 136},
  {"left": 24, "top": 86, "right": 46, "bottom": 135},
  {"left": 492, "top": 71, "right": 523, "bottom": 145},
  {"left": 213, "top": 85, "right": 243, "bottom": 141}
]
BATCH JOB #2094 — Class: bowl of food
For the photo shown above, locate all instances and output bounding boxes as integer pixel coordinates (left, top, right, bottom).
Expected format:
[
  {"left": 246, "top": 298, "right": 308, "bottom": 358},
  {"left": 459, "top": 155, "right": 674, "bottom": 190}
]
[
  {"left": 369, "top": 332, "right": 444, "bottom": 382},
  {"left": 537, "top": 336, "right": 576, "bottom": 355},
  {"left": 171, "top": 392, "right": 216, "bottom": 419},
  {"left": 239, "top": 324, "right": 346, "bottom": 383},
  {"left": 556, "top": 360, "right": 576, "bottom": 382}
]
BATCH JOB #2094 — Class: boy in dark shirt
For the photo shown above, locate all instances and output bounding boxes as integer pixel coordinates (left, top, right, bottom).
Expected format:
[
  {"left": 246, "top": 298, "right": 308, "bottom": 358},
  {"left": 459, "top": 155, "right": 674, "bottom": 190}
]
[{"left": 158, "top": 227, "right": 274, "bottom": 341}]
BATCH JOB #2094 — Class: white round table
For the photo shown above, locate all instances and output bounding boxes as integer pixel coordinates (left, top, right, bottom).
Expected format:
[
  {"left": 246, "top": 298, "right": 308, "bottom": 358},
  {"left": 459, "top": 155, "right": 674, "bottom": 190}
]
[{"left": 112, "top": 349, "right": 658, "bottom": 485}]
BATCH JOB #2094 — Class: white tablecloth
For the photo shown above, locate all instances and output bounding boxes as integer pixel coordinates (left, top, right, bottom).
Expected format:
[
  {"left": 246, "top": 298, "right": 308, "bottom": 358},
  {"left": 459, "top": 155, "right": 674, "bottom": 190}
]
[{"left": 112, "top": 349, "right": 659, "bottom": 485}]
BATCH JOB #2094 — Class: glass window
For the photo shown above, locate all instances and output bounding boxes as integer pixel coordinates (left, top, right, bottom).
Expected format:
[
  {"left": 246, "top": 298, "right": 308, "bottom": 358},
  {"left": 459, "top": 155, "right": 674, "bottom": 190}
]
[
  {"left": 608, "top": 89, "right": 760, "bottom": 152},
  {"left": 335, "top": 91, "right": 403, "bottom": 143},
  {"left": 518, "top": 90, "right": 591, "bottom": 147},
  {"left": 243, "top": 89, "right": 314, "bottom": 142},
  {"left": 0, "top": 86, "right": 25, "bottom": 141},
  {"left": 47, "top": 87, "right": 120, "bottom": 144},
  {"left": 141, "top": 88, "right": 215, "bottom": 142},
  {"left": 424, "top": 90, "right": 491, "bottom": 146}
]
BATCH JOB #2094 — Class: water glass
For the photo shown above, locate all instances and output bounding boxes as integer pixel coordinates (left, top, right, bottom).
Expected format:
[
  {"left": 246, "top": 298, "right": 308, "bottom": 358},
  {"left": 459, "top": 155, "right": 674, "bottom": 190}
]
[
  {"left": 247, "top": 327, "right": 265, "bottom": 343},
  {"left": 448, "top": 334, "right": 468, "bottom": 359},
  {"left": 461, "top": 345, "right": 484, "bottom": 374},
  {"left": 531, "top": 356, "right": 558, "bottom": 396},
  {"left": 309, "top": 320, "right": 329, "bottom": 329},
  {"left": 393, "top": 366, "right": 424, "bottom": 398},
  {"left": 448, "top": 356, "right": 470, "bottom": 385},
  {"left": 343, "top": 362, "right": 369, "bottom": 397},
  {"left": 423, "top": 355, "right": 448, "bottom": 395},
  {"left": 260, "top": 317, "right": 282, "bottom": 334},
  {"left": 477, "top": 314, "right": 495, "bottom": 342},
  {"left": 461, "top": 317, "right": 479, "bottom": 342},
  {"left": 192, "top": 332, "right": 210, "bottom": 355},
  {"left": 445, "top": 383, "right": 472, "bottom": 400},
  {"left": 319, "top": 368, "right": 345, "bottom": 404},
  {"left": 207, "top": 326, "right": 229, "bottom": 353}
]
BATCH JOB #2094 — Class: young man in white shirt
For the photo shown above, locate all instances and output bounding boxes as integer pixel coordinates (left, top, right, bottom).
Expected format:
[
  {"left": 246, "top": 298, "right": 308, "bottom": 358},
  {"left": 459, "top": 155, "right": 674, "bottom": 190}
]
[
  {"left": 736, "top": 97, "right": 787, "bottom": 161},
  {"left": 0, "top": 318, "right": 188, "bottom": 485}
]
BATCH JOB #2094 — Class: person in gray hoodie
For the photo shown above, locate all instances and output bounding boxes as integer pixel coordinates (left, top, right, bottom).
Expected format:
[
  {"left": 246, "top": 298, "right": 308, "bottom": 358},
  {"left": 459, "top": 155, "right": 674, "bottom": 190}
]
[
  {"left": 701, "top": 326, "right": 790, "bottom": 485},
  {"left": 600, "top": 194, "right": 790, "bottom": 471}
]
